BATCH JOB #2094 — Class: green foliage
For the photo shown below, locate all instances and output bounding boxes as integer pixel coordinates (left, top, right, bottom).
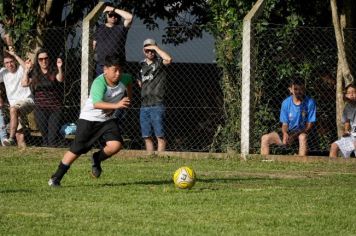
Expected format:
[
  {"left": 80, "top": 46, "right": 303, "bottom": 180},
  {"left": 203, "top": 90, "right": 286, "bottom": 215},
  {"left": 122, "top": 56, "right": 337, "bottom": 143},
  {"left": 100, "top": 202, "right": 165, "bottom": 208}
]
[
  {"left": 1, "top": 151, "right": 356, "bottom": 235},
  {"left": 1, "top": 0, "right": 38, "bottom": 51},
  {"left": 207, "top": 0, "right": 338, "bottom": 153},
  {"left": 1, "top": 1, "right": 97, "bottom": 53},
  {"left": 207, "top": 0, "right": 255, "bottom": 152}
]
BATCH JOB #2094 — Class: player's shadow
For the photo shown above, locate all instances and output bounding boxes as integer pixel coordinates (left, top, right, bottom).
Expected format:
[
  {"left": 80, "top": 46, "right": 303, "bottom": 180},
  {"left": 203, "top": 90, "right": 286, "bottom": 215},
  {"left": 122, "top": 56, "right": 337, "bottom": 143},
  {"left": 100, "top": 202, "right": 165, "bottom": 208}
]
[
  {"left": 96, "top": 176, "right": 275, "bottom": 188},
  {"left": 198, "top": 176, "right": 276, "bottom": 183},
  {"left": 99, "top": 179, "right": 172, "bottom": 187},
  {"left": 0, "top": 189, "right": 33, "bottom": 194}
]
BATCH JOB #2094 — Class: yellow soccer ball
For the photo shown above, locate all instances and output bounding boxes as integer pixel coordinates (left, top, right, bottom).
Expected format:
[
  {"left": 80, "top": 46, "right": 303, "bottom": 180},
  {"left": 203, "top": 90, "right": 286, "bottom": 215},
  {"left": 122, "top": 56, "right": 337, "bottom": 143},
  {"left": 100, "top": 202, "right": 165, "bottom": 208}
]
[{"left": 173, "top": 166, "right": 196, "bottom": 189}]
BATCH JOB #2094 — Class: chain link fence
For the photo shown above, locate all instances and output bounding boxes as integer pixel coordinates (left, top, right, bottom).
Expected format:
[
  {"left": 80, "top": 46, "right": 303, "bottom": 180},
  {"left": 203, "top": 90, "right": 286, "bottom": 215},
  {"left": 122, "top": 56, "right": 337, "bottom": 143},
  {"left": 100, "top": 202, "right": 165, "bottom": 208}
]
[
  {"left": 1, "top": 22, "right": 353, "bottom": 155},
  {"left": 250, "top": 24, "right": 351, "bottom": 155},
  {"left": 1, "top": 24, "right": 223, "bottom": 151}
]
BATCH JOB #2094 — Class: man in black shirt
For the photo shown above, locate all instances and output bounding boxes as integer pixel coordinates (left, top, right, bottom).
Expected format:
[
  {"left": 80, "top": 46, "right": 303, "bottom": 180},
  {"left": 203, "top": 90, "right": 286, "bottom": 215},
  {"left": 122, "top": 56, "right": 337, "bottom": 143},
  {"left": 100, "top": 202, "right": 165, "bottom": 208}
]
[
  {"left": 93, "top": 5, "right": 133, "bottom": 76},
  {"left": 138, "top": 38, "right": 172, "bottom": 152}
]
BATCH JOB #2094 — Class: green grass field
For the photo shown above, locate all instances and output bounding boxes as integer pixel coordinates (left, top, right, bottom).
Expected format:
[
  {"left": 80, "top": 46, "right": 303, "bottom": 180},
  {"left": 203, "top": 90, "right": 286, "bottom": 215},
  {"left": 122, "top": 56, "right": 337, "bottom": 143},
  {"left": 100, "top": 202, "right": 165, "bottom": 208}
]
[{"left": 0, "top": 148, "right": 355, "bottom": 235}]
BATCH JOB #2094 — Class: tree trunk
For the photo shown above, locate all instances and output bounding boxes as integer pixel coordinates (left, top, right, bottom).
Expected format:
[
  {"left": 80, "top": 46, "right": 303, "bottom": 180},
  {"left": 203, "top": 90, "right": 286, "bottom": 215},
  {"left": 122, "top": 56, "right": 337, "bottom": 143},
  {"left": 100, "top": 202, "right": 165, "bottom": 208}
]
[
  {"left": 330, "top": 0, "right": 353, "bottom": 86},
  {"left": 330, "top": 0, "right": 354, "bottom": 137},
  {"left": 336, "top": 59, "right": 344, "bottom": 137}
]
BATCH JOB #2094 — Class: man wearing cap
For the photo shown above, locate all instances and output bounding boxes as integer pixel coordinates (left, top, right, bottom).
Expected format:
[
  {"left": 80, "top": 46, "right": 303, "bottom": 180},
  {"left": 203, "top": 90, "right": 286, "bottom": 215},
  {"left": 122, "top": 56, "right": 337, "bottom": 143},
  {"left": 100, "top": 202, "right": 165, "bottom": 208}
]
[
  {"left": 93, "top": 5, "right": 133, "bottom": 76},
  {"left": 138, "top": 38, "right": 172, "bottom": 152}
]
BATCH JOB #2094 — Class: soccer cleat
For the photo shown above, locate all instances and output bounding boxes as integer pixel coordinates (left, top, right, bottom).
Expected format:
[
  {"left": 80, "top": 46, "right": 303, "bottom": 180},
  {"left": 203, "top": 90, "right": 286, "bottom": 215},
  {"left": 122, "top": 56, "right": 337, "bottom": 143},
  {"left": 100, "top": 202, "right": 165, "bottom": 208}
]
[
  {"left": 91, "top": 152, "right": 102, "bottom": 178},
  {"left": 48, "top": 177, "right": 61, "bottom": 187},
  {"left": 3, "top": 138, "right": 15, "bottom": 146}
]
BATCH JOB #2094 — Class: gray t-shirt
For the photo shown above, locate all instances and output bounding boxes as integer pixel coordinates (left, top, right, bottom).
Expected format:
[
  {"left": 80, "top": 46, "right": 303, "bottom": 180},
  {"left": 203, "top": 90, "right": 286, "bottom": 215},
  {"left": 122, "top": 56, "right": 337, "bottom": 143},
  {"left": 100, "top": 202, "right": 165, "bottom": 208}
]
[
  {"left": 0, "top": 24, "right": 5, "bottom": 39},
  {"left": 342, "top": 103, "right": 356, "bottom": 136}
]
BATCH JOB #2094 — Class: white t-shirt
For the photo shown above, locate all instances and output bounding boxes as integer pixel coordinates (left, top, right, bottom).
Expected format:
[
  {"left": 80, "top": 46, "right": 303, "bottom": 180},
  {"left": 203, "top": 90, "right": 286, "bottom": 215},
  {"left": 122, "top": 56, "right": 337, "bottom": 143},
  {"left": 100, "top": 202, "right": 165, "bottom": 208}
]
[
  {"left": 0, "top": 66, "right": 34, "bottom": 106},
  {"left": 80, "top": 74, "right": 132, "bottom": 122}
]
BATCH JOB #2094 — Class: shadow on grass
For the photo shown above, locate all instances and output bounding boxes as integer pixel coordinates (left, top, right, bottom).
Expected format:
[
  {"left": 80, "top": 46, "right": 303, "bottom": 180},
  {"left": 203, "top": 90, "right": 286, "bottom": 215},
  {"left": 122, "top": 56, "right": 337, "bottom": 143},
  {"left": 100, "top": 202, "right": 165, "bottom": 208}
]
[
  {"left": 0, "top": 189, "right": 33, "bottom": 194},
  {"left": 92, "top": 176, "right": 277, "bottom": 188}
]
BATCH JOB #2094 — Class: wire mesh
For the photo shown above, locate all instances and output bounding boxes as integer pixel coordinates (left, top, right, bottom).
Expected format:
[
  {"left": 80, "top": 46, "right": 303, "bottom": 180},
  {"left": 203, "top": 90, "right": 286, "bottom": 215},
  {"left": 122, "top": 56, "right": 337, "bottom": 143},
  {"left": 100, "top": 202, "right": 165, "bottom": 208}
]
[
  {"left": 1, "top": 25, "right": 223, "bottom": 151},
  {"left": 251, "top": 24, "right": 343, "bottom": 155},
  {"left": 0, "top": 23, "right": 352, "bottom": 155}
]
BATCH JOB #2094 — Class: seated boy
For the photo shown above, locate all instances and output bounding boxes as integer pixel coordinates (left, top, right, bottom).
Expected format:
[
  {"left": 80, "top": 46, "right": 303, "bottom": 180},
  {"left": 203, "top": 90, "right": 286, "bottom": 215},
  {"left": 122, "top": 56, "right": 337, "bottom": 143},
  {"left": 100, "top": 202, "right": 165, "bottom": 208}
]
[{"left": 329, "top": 83, "right": 356, "bottom": 158}]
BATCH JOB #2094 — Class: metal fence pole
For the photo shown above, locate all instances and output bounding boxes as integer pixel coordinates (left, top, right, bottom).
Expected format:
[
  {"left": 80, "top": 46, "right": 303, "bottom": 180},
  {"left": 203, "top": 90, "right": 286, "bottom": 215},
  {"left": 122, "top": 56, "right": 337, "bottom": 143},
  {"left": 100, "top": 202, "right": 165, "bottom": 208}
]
[
  {"left": 241, "top": 0, "right": 266, "bottom": 159},
  {"left": 81, "top": 2, "right": 105, "bottom": 109}
]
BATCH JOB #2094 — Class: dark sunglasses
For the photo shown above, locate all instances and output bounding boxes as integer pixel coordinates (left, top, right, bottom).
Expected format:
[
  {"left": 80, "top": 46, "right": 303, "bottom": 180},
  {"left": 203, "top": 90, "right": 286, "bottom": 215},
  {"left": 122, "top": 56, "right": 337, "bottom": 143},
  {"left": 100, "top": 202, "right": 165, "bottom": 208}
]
[
  {"left": 144, "top": 49, "right": 155, "bottom": 54},
  {"left": 108, "top": 13, "right": 118, "bottom": 18},
  {"left": 38, "top": 57, "right": 49, "bottom": 61}
]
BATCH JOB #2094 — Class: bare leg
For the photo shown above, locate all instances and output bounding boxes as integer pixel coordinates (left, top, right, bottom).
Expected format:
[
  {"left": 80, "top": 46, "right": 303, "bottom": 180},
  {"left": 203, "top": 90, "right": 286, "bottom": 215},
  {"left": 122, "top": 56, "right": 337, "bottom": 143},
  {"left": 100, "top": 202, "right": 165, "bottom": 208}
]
[
  {"left": 15, "top": 131, "right": 26, "bottom": 148},
  {"left": 329, "top": 142, "right": 339, "bottom": 158},
  {"left": 157, "top": 137, "right": 166, "bottom": 152},
  {"left": 260, "top": 132, "right": 282, "bottom": 155},
  {"left": 62, "top": 151, "right": 80, "bottom": 165},
  {"left": 62, "top": 142, "right": 123, "bottom": 166},
  {"left": 9, "top": 107, "right": 19, "bottom": 139},
  {"left": 103, "top": 140, "right": 122, "bottom": 157},
  {"left": 144, "top": 137, "right": 154, "bottom": 152},
  {"left": 298, "top": 133, "right": 308, "bottom": 156}
]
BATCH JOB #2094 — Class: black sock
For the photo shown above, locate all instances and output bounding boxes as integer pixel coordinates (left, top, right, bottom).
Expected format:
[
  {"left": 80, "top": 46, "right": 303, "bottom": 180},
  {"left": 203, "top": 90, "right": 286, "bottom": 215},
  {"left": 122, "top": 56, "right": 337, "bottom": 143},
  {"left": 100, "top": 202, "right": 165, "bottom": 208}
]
[
  {"left": 96, "top": 150, "right": 110, "bottom": 162},
  {"left": 51, "top": 161, "right": 70, "bottom": 181}
]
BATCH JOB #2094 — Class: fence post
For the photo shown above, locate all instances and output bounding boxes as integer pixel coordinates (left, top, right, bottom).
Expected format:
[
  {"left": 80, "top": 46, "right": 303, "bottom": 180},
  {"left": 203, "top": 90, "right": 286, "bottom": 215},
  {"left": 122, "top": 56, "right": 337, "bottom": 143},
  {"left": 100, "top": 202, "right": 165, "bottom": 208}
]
[
  {"left": 81, "top": 2, "right": 105, "bottom": 109},
  {"left": 241, "top": 0, "right": 266, "bottom": 159}
]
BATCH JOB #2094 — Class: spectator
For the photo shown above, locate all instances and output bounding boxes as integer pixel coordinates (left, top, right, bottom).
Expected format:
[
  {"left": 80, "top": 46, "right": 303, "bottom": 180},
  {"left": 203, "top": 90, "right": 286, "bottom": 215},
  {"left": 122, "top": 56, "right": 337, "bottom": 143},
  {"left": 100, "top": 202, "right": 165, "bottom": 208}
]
[
  {"left": 93, "top": 5, "right": 133, "bottom": 76},
  {"left": 329, "top": 83, "right": 356, "bottom": 158},
  {"left": 48, "top": 55, "right": 131, "bottom": 187},
  {"left": 260, "top": 77, "right": 317, "bottom": 156},
  {"left": 0, "top": 22, "right": 13, "bottom": 145},
  {"left": 137, "top": 38, "right": 172, "bottom": 152},
  {"left": 22, "top": 48, "right": 64, "bottom": 147},
  {"left": 0, "top": 79, "right": 8, "bottom": 145},
  {"left": 0, "top": 22, "right": 14, "bottom": 144},
  {"left": 0, "top": 50, "right": 34, "bottom": 148}
]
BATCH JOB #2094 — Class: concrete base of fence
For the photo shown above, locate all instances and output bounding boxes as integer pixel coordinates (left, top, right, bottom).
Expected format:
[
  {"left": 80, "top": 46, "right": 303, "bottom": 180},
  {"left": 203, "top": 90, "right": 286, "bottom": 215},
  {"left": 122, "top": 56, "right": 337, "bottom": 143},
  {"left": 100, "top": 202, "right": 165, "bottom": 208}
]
[
  {"left": 113, "top": 150, "right": 356, "bottom": 162},
  {"left": 5, "top": 146, "right": 355, "bottom": 162},
  {"left": 116, "top": 150, "right": 233, "bottom": 159},
  {"left": 254, "top": 154, "right": 356, "bottom": 163}
]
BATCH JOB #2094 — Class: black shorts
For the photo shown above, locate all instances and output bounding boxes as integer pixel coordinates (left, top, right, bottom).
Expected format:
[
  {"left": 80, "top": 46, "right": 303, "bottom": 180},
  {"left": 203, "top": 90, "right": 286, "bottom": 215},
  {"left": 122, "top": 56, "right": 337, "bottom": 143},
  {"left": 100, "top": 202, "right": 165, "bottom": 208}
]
[
  {"left": 69, "top": 119, "right": 123, "bottom": 155},
  {"left": 277, "top": 131, "right": 302, "bottom": 147}
]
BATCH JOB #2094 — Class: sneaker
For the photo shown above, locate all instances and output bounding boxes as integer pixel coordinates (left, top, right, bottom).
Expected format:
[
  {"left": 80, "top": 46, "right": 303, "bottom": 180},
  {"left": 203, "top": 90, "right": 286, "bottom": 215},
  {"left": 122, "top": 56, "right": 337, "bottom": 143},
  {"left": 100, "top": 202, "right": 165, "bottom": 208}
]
[
  {"left": 48, "top": 177, "right": 61, "bottom": 187},
  {"left": 91, "top": 152, "right": 102, "bottom": 178},
  {"left": 3, "top": 138, "right": 15, "bottom": 146}
]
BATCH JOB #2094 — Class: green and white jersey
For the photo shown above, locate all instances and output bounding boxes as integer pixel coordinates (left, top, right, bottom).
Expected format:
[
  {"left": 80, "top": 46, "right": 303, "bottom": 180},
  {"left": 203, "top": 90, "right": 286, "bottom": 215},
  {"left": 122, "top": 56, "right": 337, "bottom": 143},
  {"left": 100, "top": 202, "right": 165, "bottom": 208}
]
[{"left": 80, "top": 73, "right": 132, "bottom": 122}]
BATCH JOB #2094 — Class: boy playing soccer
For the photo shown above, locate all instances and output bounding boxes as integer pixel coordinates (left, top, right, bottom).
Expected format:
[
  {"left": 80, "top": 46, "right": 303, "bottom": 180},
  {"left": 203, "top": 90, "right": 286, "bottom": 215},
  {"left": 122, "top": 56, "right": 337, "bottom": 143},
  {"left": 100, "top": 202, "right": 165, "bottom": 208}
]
[{"left": 48, "top": 55, "right": 131, "bottom": 187}]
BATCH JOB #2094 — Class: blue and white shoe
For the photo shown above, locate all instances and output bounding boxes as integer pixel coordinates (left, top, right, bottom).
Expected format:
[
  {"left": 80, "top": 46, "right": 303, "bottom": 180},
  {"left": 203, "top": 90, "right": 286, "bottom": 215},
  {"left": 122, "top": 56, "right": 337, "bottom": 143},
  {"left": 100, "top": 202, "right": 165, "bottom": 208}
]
[{"left": 3, "top": 138, "right": 15, "bottom": 146}]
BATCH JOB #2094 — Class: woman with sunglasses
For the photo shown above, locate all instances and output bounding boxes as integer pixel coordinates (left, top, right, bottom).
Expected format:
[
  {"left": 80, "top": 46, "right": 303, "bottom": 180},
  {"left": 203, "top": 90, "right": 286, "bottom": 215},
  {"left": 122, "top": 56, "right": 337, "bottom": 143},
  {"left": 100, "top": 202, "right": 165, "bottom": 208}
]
[
  {"left": 22, "top": 48, "right": 64, "bottom": 147},
  {"left": 93, "top": 5, "right": 133, "bottom": 76}
]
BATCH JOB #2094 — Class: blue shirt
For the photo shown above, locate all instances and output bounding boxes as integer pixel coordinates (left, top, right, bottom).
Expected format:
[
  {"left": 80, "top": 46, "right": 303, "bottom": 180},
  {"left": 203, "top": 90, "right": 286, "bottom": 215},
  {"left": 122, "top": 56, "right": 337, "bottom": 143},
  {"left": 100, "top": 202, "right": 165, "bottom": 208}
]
[{"left": 280, "top": 95, "right": 316, "bottom": 132}]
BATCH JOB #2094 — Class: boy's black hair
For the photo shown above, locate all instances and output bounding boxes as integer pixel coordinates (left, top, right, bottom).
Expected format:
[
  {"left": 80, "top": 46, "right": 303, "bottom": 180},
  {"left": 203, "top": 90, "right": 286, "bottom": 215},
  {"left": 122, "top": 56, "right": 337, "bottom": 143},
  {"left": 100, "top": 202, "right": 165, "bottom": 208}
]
[
  {"left": 104, "top": 54, "right": 123, "bottom": 67},
  {"left": 289, "top": 77, "right": 305, "bottom": 87}
]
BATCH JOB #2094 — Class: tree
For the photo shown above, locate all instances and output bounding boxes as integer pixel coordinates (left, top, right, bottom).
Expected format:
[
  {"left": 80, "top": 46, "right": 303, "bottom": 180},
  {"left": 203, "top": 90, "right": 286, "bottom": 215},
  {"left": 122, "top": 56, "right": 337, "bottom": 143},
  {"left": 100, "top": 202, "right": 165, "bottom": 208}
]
[
  {"left": 1, "top": 0, "right": 99, "bottom": 57},
  {"left": 330, "top": 0, "right": 354, "bottom": 137}
]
